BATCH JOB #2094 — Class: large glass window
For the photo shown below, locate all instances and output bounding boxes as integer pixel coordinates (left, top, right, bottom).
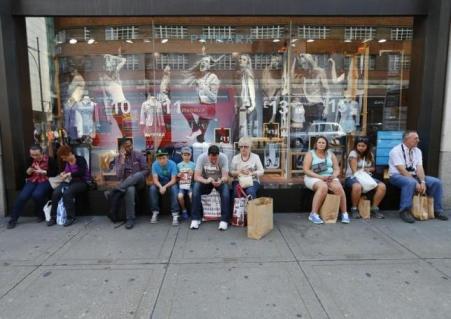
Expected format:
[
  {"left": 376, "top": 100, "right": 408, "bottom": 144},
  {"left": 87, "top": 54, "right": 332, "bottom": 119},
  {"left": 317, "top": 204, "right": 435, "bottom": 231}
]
[{"left": 27, "top": 17, "right": 414, "bottom": 189}]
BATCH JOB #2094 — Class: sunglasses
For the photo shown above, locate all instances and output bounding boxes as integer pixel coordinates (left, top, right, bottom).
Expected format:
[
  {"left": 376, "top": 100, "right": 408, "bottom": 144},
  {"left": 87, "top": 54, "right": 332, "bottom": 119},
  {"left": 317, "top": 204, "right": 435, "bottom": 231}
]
[{"left": 239, "top": 145, "right": 250, "bottom": 148}]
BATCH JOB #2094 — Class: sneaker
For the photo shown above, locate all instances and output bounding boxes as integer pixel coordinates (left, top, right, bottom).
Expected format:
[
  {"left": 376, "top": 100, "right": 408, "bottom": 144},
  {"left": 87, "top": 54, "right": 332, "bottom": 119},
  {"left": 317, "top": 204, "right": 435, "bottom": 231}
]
[
  {"left": 172, "top": 215, "right": 180, "bottom": 226},
  {"left": 308, "top": 212, "right": 324, "bottom": 224},
  {"left": 341, "top": 212, "right": 350, "bottom": 224},
  {"left": 435, "top": 212, "right": 449, "bottom": 221},
  {"left": 371, "top": 207, "right": 385, "bottom": 219},
  {"left": 7, "top": 220, "right": 17, "bottom": 229},
  {"left": 181, "top": 211, "right": 189, "bottom": 221},
  {"left": 350, "top": 207, "right": 360, "bottom": 219},
  {"left": 47, "top": 219, "right": 56, "bottom": 227},
  {"left": 399, "top": 209, "right": 415, "bottom": 223},
  {"left": 218, "top": 221, "right": 228, "bottom": 231},
  {"left": 190, "top": 220, "right": 200, "bottom": 229},
  {"left": 150, "top": 211, "right": 159, "bottom": 224},
  {"left": 125, "top": 219, "right": 135, "bottom": 229}
]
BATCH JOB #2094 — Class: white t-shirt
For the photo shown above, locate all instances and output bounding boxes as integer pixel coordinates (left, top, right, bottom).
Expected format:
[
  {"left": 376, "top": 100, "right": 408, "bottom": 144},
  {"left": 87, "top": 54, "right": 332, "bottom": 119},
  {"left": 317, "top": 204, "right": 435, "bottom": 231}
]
[
  {"left": 230, "top": 153, "right": 264, "bottom": 182},
  {"left": 388, "top": 143, "right": 423, "bottom": 176},
  {"left": 345, "top": 150, "right": 374, "bottom": 178}
]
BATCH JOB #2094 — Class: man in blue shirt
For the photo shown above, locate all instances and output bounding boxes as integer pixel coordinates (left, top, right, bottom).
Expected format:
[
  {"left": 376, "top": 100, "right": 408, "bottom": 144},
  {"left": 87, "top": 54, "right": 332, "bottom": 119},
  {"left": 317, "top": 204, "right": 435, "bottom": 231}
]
[{"left": 150, "top": 149, "right": 180, "bottom": 225}]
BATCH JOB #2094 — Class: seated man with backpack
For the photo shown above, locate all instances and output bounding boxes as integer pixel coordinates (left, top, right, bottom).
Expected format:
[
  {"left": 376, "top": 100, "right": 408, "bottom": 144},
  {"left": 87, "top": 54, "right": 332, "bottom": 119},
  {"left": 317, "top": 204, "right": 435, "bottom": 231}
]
[{"left": 107, "top": 139, "right": 149, "bottom": 229}]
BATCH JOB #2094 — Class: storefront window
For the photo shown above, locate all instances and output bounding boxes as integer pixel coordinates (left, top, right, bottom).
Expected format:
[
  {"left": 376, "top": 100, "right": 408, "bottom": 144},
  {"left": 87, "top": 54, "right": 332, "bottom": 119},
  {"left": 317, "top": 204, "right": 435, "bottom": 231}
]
[{"left": 27, "top": 17, "right": 413, "bottom": 189}]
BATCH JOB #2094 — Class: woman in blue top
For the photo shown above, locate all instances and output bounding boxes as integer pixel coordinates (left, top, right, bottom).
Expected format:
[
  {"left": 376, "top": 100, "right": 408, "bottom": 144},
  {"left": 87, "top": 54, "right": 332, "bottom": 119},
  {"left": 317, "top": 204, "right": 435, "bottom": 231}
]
[{"left": 303, "top": 136, "right": 350, "bottom": 224}]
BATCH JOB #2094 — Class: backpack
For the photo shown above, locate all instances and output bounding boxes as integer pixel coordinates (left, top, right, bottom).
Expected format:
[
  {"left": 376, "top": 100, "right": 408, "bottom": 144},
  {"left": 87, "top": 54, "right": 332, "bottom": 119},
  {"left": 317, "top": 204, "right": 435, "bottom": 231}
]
[{"left": 107, "top": 189, "right": 126, "bottom": 223}]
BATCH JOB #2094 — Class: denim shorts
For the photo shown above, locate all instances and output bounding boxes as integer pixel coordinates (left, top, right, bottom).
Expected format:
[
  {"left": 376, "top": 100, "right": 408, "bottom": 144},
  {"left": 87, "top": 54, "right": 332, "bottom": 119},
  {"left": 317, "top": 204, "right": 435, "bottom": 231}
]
[
  {"left": 178, "top": 188, "right": 192, "bottom": 197},
  {"left": 345, "top": 176, "right": 380, "bottom": 189}
]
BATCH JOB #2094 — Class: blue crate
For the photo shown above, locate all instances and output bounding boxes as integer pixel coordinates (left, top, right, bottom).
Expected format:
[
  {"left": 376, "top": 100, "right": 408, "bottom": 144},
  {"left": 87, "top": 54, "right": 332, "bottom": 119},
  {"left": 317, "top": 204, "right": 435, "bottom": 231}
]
[{"left": 376, "top": 131, "right": 403, "bottom": 165}]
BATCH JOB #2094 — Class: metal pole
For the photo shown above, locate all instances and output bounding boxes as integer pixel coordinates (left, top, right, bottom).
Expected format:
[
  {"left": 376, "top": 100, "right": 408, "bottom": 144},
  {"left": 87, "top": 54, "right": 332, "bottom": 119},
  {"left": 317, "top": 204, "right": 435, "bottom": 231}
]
[{"left": 36, "top": 37, "right": 45, "bottom": 114}]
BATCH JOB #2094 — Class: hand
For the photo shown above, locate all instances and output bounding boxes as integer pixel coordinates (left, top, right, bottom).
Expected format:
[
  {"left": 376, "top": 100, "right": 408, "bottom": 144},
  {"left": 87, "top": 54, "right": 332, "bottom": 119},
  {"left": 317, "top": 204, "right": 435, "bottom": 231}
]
[
  {"left": 240, "top": 169, "right": 250, "bottom": 175},
  {"left": 119, "top": 149, "right": 126, "bottom": 164},
  {"left": 212, "top": 180, "right": 222, "bottom": 188},
  {"left": 159, "top": 186, "right": 166, "bottom": 195},
  {"left": 415, "top": 182, "right": 422, "bottom": 193},
  {"left": 205, "top": 177, "right": 214, "bottom": 184},
  {"left": 26, "top": 167, "right": 35, "bottom": 175},
  {"left": 419, "top": 182, "right": 427, "bottom": 194}
]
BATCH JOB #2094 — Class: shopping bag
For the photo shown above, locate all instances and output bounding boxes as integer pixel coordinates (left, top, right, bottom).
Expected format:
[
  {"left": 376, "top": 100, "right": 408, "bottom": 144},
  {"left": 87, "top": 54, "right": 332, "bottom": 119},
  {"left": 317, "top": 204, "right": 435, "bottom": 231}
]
[
  {"left": 427, "top": 197, "right": 434, "bottom": 219},
  {"left": 353, "top": 170, "right": 377, "bottom": 193},
  {"left": 358, "top": 197, "right": 371, "bottom": 220},
  {"left": 238, "top": 175, "right": 253, "bottom": 189},
  {"left": 412, "top": 194, "right": 429, "bottom": 220},
  {"left": 319, "top": 194, "right": 340, "bottom": 224},
  {"left": 48, "top": 176, "right": 65, "bottom": 189},
  {"left": 179, "top": 169, "right": 192, "bottom": 190},
  {"left": 56, "top": 199, "right": 67, "bottom": 225},
  {"left": 232, "top": 185, "right": 250, "bottom": 227},
  {"left": 201, "top": 188, "right": 221, "bottom": 221},
  {"left": 43, "top": 200, "right": 52, "bottom": 222},
  {"left": 247, "top": 197, "right": 273, "bottom": 240}
]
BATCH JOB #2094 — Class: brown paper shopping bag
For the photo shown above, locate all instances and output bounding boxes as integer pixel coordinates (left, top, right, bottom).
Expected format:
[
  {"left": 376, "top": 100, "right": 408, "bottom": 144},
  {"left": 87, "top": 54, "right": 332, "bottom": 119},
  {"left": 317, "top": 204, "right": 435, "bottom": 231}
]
[
  {"left": 358, "top": 197, "right": 371, "bottom": 220},
  {"left": 319, "top": 194, "right": 340, "bottom": 224},
  {"left": 247, "top": 197, "right": 273, "bottom": 240},
  {"left": 412, "top": 194, "right": 428, "bottom": 220},
  {"left": 427, "top": 197, "right": 434, "bottom": 219}
]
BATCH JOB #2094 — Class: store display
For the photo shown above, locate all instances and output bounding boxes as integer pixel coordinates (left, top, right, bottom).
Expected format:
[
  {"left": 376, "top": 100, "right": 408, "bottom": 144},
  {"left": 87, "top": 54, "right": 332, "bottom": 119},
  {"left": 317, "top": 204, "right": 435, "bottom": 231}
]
[{"left": 238, "top": 54, "right": 257, "bottom": 137}]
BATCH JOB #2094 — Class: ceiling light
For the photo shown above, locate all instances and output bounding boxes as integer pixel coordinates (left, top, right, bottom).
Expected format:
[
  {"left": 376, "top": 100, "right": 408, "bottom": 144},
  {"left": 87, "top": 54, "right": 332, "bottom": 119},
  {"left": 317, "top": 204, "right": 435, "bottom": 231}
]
[
  {"left": 199, "top": 38, "right": 206, "bottom": 43},
  {"left": 272, "top": 39, "right": 280, "bottom": 43},
  {"left": 291, "top": 44, "right": 296, "bottom": 47},
  {"left": 126, "top": 39, "right": 133, "bottom": 44},
  {"left": 143, "top": 38, "right": 151, "bottom": 43},
  {"left": 291, "top": 38, "right": 298, "bottom": 43},
  {"left": 378, "top": 38, "right": 387, "bottom": 43},
  {"left": 87, "top": 38, "right": 95, "bottom": 44},
  {"left": 307, "top": 39, "right": 315, "bottom": 43},
  {"left": 216, "top": 38, "right": 223, "bottom": 43},
  {"left": 69, "top": 38, "right": 77, "bottom": 44},
  {"left": 362, "top": 38, "right": 372, "bottom": 43},
  {"left": 161, "top": 38, "right": 168, "bottom": 44},
  {"left": 344, "top": 39, "right": 352, "bottom": 43}
]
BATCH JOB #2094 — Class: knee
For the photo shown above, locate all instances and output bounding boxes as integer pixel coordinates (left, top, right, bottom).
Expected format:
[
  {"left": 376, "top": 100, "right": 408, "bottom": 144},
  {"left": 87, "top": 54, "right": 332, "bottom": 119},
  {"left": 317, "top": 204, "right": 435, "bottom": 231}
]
[
  {"left": 178, "top": 192, "right": 184, "bottom": 200},
  {"left": 378, "top": 182, "right": 386, "bottom": 192},
  {"left": 316, "top": 183, "right": 328, "bottom": 195},
  {"left": 352, "top": 183, "right": 362, "bottom": 194}
]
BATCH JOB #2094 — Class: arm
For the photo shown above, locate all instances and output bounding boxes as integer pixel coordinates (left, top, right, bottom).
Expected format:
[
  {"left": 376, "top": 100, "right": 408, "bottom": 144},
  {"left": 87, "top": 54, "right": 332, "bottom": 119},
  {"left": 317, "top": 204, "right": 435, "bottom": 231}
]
[
  {"left": 115, "top": 154, "right": 125, "bottom": 180},
  {"left": 349, "top": 157, "right": 358, "bottom": 174},
  {"left": 70, "top": 157, "right": 87, "bottom": 178},
  {"left": 416, "top": 165, "right": 427, "bottom": 193},
  {"left": 303, "top": 152, "right": 327, "bottom": 180},
  {"left": 331, "top": 153, "right": 340, "bottom": 178},
  {"left": 194, "top": 169, "right": 211, "bottom": 184}
]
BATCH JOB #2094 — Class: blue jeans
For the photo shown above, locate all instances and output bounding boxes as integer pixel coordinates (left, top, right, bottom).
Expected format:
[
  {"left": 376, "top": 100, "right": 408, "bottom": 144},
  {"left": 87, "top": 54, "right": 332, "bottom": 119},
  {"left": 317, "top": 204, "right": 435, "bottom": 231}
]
[
  {"left": 231, "top": 180, "right": 260, "bottom": 199},
  {"left": 389, "top": 174, "right": 444, "bottom": 212},
  {"left": 10, "top": 181, "right": 52, "bottom": 221},
  {"left": 149, "top": 184, "right": 179, "bottom": 214},
  {"left": 191, "top": 182, "right": 230, "bottom": 222}
]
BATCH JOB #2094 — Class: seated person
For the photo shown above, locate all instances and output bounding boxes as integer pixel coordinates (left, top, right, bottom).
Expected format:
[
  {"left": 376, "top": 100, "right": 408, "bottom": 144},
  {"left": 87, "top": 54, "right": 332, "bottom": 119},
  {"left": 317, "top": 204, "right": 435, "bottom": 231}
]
[
  {"left": 7, "top": 145, "right": 57, "bottom": 229},
  {"left": 47, "top": 145, "right": 90, "bottom": 227},
  {"left": 230, "top": 136, "right": 264, "bottom": 199},
  {"left": 149, "top": 149, "right": 180, "bottom": 225},
  {"left": 108, "top": 138, "right": 149, "bottom": 229},
  {"left": 303, "top": 136, "right": 350, "bottom": 224},
  {"left": 190, "top": 145, "right": 230, "bottom": 231},
  {"left": 389, "top": 130, "right": 448, "bottom": 223},
  {"left": 177, "top": 146, "right": 195, "bottom": 221},
  {"left": 345, "top": 137, "right": 386, "bottom": 219}
]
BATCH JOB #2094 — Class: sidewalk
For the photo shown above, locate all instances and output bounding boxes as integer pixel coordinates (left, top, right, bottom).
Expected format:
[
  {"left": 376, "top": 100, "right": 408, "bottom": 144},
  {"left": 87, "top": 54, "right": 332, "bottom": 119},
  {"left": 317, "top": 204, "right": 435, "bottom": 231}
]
[{"left": 1, "top": 212, "right": 451, "bottom": 319}]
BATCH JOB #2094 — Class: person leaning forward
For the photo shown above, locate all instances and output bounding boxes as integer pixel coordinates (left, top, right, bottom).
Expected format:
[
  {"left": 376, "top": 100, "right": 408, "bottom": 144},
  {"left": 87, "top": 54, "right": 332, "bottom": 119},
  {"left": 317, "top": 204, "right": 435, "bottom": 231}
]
[{"left": 388, "top": 130, "right": 448, "bottom": 223}]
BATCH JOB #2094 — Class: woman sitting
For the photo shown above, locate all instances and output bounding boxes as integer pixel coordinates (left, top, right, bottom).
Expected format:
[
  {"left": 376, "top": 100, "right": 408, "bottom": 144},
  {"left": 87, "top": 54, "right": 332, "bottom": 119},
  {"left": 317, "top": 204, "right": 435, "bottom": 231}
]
[
  {"left": 230, "top": 136, "right": 264, "bottom": 199},
  {"left": 345, "top": 137, "right": 386, "bottom": 218},
  {"left": 47, "top": 145, "right": 90, "bottom": 227},
  {"left": 303, "top": 136, "right": 350, "bottom": 224}
]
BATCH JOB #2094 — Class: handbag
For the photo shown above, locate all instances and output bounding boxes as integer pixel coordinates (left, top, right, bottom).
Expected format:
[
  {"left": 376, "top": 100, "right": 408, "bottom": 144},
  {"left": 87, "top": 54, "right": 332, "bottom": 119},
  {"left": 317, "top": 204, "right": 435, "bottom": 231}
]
[
  {"left": 232, "top": 185, "right": 251, "bottom": 227},
  {"left": 48, "top": 176, "right": 65, "bottom": 189},
  {"left": 201, "top": 188, "right": 222, "bottom": 221},
  {"left": 353, "top": 159, "right": 377, "bottom": 193},
  {"left": 238, "top": 174, "right": 253, "bottom": 189}
]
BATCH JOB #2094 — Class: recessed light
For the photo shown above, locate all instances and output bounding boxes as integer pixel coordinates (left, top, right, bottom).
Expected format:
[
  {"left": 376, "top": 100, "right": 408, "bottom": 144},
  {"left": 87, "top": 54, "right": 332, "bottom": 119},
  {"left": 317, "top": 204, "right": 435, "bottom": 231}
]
[
  {"left": 307, "top": 39, "right": 315, "bottom": 43},
  {"left": 362, "top": 38, "right": 372, "bottom": 43},
  {"left": 161, "top": 38, "right": 168, "bottom": 44},
  {"left": 291, "top": 44, "right": 296, "bottom": 47},
  {"left": 378, "top": 38, "right": 387, "bottom": 43},
  {"left": 126, "top": 39, "right": 133, "bottom": 44},
  {"left": 143, "top": 38, "right": 151, "bottom": 43},
  {"left": 216, "top": 38, "right": 223, "bottom": 43},
  {"left": 69, "top": 38, "right": 77, "bottom": 44},
  {"left": 291, "top": 38, "right": 298, "bottom": 43},
  {"left": 344, "top": 39, "right": 352, "bottom": 43},
  {"left": 199, "top": 38, "right": 206, "bottom": 43},
  {"left": 273, "top": 39, "right": 280, "bottom": 43},
  {"left": 87, "top": 38, "right": 95, "bottom": 44}
]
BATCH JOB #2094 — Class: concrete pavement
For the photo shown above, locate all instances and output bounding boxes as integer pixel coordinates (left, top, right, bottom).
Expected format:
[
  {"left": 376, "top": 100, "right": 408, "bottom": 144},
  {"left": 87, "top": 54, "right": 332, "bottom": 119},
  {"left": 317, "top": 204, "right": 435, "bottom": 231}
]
[{"left": 0, "top": 212, "right": 450, "bottom": 319}]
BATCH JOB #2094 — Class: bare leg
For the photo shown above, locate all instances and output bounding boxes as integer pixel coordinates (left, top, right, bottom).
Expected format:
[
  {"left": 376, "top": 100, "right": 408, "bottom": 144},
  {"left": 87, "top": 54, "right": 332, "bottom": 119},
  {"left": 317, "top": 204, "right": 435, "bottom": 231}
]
[
  {"left": 178, "top": 193, "right": 186, "bottom": 211},
  {"left": 351, "top": 183, "right": 362, "bottom": 207},
  {"left": 312, "top": 181, "right": 328, "bottom": 213},
  {"left": 372, "top": 182, "right": 386, "bottom": 207},
  {"left": 329, "top": 180, "right": 347, "bottom": 213}
]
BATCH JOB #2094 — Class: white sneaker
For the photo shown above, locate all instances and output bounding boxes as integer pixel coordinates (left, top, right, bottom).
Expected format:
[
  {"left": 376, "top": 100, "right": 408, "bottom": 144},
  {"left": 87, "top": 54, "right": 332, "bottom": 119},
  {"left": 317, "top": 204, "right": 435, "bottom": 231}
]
[
  {"left": 218, "top": 221, "right": 228, "bottom": 231},
  {"left": 150, "top": 211, "right": 159, "bottom": 224},
  {"left": 190, "top": 220, "right": 200, "bottom": 229},
  {"left": 172, "top": 215, "right": 180, "bottom": 226}
]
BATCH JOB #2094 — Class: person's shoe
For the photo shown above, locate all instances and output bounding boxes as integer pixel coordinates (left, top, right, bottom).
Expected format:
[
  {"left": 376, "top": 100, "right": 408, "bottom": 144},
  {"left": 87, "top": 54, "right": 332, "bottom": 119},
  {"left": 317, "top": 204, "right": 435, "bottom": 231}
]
[
  {"left": 36, "top": 216, "right": 45, "bottom": 223},
  {"left": 308, "top": 212, "right": 324, "bottom": 224},
  {"left": 150, "top": 211, "right": 159, "bottom": 224},
  {"left": 371, "top": 207, "right": 385, "bottom": 219},
  {"left": 399, "top": 209, "right": 415, "bottom": 223},
  {"left": 63, "top": 217, "right": 76, "bottom": 227},
  {"left": 350, "top": 207, "right": 360, "bottom": 219},
  {"left": 181, "top": 210, "right": 189, "bottom": 221},
  {"left": 125, "top": 219, "right": 135, "bottom": 229},
  {"left": 190, "top": 220, "right": 200, "bottom": 229},
  {"left": 47, "top": 219, "right": 56, "bottom": 227},
  {"left": 172, "top": 215, "right": 180, "bottom": 226},
  {"left": 435, "top": 212, "right": 449, "bottom": 221},
  {"left": 7, "top": 220, "right": 17, "bottom": 229},
  {"left": 341, "top": 212, "right": 351, "bottom": 224},
  {"left": 218, "top": 221, "right": 228, "bottom": 231}
]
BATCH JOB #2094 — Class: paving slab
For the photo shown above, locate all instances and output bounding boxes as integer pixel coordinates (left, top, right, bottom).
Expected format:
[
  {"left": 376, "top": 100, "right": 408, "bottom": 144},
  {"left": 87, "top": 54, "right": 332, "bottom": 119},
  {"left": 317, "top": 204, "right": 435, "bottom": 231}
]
[
  {"left": 0, "top": 217, "right": 90, "bottom": 266},
  {"left": 171, "top": 220, "right": 294, "bottom": 263},
  {"left": 369, "top": 213, "right": 451, "bottom": 258},
  {"left": 0, "top": 265, "right": 36, "bottom": 297},
  {"left": 152, "top": 261, "right": 327, "bottom": 319},
  {"left": 425, "top": 258, "right": 451, "bottom": 277},
  {"left": 44, "top": 216, "right": 178, "bottom": 266},
  {"left": 300, "top": 259, "right": 451, "bottom": 319},
  {"left": 0, "top": 264, "right": 165, "bottom": 319},
  {"left": 276, "top": 213, "right": 416, "bottom": 261}
]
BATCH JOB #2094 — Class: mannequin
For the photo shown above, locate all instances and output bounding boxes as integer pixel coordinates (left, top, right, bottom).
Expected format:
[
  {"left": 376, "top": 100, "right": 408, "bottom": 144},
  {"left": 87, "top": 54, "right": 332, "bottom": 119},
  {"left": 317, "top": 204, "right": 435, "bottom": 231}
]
[
  {"left": 66, "top": 68, "right": 85, "bottom": 106},
  {"left": 238, "top": 54, "right": 257, "bottom": 137},
  {"left": 140, "top": 94, "right": 165, "bottom": 137},
  {"left": 182, "top": 55, "right": 222, "bottom": 142},
  {"left": 262, "top": 55, "right": 282, "bottom": 123},
  {"left": 76, "top": 96, "right": 96, "bottom": 137},
  {"left": 337, "top": 92, "right": 359, "bottom": 133},
  {"left": 158, "top": 65, "right": 171, "bottom": 114}
]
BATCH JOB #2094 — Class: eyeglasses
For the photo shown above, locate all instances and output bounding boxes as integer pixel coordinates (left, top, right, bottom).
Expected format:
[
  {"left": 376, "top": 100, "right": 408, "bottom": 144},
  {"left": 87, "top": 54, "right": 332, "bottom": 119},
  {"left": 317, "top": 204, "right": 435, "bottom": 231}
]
[{"left": 239, "top": 145, "right": 249, "bottom": 149}]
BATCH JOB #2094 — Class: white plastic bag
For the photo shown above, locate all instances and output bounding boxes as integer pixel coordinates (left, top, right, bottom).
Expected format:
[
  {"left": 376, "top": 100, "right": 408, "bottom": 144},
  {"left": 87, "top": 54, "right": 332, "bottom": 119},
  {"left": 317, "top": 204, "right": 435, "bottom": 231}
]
[
  {"left": 353, "top": 160, "right": 377, "bottom": 193},
  {"left": 201, "top": 189, "right": 221, "bottom": 221},
  {"left": 56, "top": 199, "right": 67, "bottom": 225},
  {"left": 43, "top": 200, "right": 52, "bottom": 222}
]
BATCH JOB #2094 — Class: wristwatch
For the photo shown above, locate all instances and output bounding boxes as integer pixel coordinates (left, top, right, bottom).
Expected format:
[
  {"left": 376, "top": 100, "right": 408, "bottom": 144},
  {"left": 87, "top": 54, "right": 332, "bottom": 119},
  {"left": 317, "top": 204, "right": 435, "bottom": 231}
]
[{"left": 420, "top": 180, "right": 425, "bottom": 184}]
